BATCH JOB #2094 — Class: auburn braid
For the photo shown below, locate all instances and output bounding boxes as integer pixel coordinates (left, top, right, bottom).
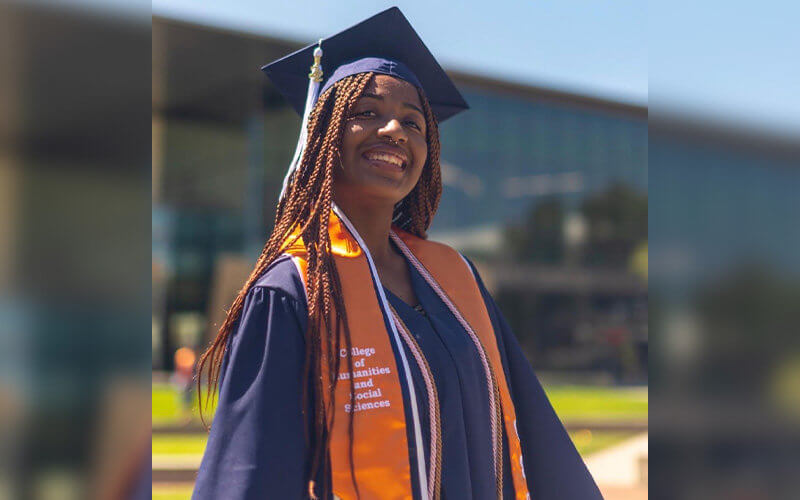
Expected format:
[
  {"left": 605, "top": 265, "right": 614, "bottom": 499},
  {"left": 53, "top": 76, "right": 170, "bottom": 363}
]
[
  {"left": 394, "top": 90, "right": 442, "bottom": 236},
  {"left": 197, "top": 71, "right": 442, "bottom": 499}
]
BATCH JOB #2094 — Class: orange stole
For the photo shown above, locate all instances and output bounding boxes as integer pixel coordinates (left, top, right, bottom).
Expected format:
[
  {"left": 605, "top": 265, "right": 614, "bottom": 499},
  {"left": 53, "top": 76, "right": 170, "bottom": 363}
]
[
  {"left": 395, "top": 229, "right": 530, "bottom": 500},
  {"left": 283, "top": 214, "right": 530, "bottom": 500},
  {"left": 284, "top": 216, "right": 415, "bottom": 500}
]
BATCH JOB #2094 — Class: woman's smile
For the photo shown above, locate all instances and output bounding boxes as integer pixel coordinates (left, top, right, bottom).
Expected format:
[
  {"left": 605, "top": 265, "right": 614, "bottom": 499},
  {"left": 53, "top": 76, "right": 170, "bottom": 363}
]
[{"left": 361, "top": 145, "right": 409, "bottom": 173}]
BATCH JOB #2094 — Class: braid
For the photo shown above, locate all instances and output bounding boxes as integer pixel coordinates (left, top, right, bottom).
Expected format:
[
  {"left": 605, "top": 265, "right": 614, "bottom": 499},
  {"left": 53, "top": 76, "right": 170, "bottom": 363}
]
[
  {"left": 394, "top": 88, "right": 441, "bottom": 236},
  {"left": 197, "top": 71, "right": 440, "bottom": 499}
]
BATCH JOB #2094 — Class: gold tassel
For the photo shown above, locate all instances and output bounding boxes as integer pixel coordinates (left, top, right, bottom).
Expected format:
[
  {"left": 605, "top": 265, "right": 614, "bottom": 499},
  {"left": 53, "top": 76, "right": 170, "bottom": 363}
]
[{"left": 308, "top": 39, "right": 323, "bottom": 82}]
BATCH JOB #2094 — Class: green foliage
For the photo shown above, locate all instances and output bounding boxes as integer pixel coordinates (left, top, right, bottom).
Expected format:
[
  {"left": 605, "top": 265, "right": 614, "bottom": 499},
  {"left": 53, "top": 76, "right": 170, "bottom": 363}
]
[
  {"left": 152, "top": 384, "right": 181, "bottom": 423},
  {"left": 152, "top": 434, "right": 208, "bottom": 455},
  {"left": 580, "top": 183, "right": 648, "bottom": 268},
  {"left": 568, "top": 430, "right": 636, "bottom": 456},
  {"left": 544, "top": 385, "right": 648, "bottom": 420},
  {"left": 152, "top": 383, "right": 217, "bottom": 424},
  {"left": 505, "top": 197, "right": 565, "bottom": 263},
  {"left": 504, "top": 183, "right": 648, "bottom": 268},
  {"left": 695, "top": 264, "right": 800, "bottom": 394}
]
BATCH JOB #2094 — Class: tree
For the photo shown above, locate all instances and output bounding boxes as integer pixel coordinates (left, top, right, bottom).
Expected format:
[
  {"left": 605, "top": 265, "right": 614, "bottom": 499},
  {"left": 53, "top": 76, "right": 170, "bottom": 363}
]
[
  {"left": 505, "top": 197, "right": 565, "bottom": 264},
  {"left": 580, "top": 183, "right": 648, "bottom": 268}
]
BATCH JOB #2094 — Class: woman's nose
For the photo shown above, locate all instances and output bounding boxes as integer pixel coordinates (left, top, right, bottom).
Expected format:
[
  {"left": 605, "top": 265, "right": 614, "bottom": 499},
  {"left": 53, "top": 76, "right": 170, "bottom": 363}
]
[{"left": 378, "top": 118, "right": 407, "bottom": 143}]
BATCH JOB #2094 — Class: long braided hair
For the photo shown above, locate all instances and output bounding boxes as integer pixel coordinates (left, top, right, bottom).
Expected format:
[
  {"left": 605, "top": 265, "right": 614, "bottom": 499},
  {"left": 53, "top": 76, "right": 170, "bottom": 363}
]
[{"left": 197, "top": 71, "right": 442, "bottom": 498}]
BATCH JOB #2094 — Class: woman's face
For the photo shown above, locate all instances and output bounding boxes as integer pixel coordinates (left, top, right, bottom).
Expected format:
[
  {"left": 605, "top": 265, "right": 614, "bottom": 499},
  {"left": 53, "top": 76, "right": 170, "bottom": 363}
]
[{"left": 336, "top": 74, "right": 428, "bottom": 205}]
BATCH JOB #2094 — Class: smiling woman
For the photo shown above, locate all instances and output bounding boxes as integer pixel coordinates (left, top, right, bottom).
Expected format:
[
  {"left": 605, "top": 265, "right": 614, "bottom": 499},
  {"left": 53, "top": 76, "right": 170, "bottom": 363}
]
[{"left": 192, "top": 7, "right": 601, "bottom": 500}]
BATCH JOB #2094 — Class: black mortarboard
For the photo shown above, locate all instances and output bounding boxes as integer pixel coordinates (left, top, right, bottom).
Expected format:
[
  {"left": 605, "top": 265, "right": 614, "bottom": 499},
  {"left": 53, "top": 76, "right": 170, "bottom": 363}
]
[
  {"left": 261, "top": 7, "right": 468, "bottom": 199},
  {"left": 261, "top": 6, "right": 469, "bottom": 123}
]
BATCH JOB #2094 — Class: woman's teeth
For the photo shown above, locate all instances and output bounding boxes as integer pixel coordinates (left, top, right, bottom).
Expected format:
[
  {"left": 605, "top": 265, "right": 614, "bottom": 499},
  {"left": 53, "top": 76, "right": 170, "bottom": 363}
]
[{"left": 365, "top": 152, "right": 405, "bottom": 167}]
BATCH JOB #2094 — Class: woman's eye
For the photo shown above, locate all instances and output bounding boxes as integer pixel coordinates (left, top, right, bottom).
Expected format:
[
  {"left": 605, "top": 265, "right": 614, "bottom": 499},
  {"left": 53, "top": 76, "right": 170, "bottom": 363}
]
[
  {"left": 405, "top": 120, "right": 422, "bottom": 130},
  {"left": 356, "top": 110, "right": 375, "bottom": 117}
]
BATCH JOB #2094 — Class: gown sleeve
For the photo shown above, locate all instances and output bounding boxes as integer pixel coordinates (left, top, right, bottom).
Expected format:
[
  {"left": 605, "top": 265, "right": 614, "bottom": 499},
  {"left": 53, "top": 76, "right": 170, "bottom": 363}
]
[
  {"left": 467, "top": 260, "right": 604, "bottom": 499},
  {"left": 192, "top": 285, "right": 312, "bottom": 500}
]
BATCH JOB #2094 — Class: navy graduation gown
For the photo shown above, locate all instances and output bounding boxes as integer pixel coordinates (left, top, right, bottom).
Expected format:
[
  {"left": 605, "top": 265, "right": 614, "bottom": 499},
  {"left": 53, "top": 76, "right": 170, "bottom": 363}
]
[{"left": 193, "top": 254, "right": 601, "bottom": 499}]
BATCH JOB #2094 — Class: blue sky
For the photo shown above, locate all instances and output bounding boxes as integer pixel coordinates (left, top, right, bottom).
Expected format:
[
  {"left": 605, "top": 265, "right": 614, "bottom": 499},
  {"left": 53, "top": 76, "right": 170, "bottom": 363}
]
[
  {"left": 152, "top": 0, "right": 648, "bottom": 103},
  {"left": 649, "top": 0, "right": 800, "bottom": 135},
  {"left": 152, "top": 0, "right": 799, "bottom": 134}
]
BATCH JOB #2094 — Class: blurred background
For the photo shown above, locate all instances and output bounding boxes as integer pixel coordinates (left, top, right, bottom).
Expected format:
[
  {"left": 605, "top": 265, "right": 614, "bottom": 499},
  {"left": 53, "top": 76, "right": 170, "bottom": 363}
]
[
  {"left": 1, "top": 1, "right": 152, "bottom": 499},
  {"left": 1, "top": 0, "right": 798, "bottom": 499},
  {"left": 648, "top": 1, "right": 800, "bottom": 498}
]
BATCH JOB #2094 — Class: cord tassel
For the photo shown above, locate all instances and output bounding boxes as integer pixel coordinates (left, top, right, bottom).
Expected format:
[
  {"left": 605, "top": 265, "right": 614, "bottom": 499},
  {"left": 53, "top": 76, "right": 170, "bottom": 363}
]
[{"left": 308, "top": 480, "right": 319, "bottom": 499}]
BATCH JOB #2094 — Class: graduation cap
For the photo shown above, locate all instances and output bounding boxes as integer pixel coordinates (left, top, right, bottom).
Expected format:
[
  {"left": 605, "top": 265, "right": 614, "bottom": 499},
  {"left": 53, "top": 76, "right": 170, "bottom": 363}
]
[{"left": 261, "top": 7, "right": 469, "bottom": 199}]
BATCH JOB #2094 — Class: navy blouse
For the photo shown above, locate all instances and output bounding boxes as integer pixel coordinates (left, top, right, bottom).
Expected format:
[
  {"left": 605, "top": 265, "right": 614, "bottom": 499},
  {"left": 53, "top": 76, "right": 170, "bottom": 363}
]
[{"left": 193, "top": 253, "right": 601, "bottom": 499}]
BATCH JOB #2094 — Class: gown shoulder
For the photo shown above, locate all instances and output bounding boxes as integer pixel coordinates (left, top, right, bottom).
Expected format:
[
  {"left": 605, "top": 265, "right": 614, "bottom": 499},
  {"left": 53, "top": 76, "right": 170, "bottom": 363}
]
[
  {"left": 251, "top": 254, "right": 308, "bottom": 309},
  {"left": 193, "top": 256, "right": 314, "bottom": 499}
]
